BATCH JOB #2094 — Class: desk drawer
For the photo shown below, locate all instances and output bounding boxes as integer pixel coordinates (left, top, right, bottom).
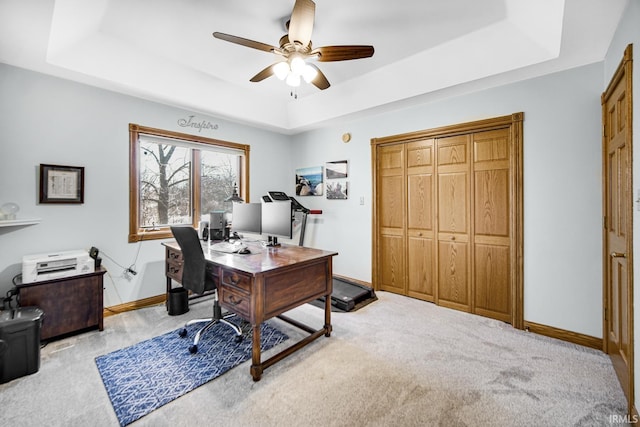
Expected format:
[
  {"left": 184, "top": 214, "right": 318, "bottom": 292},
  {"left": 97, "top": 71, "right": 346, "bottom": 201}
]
[
  {"left": 166, "top": 248, "right": 183, "bottom": 281},
  {"left": 220, "top": 269, "right": 251, "bottom": 293},
  {"left": 166, "top": 262, "right": 183, "bottom": 281},
  {"left": 219, "top": 286, "right": 250, "bottom": 320}
]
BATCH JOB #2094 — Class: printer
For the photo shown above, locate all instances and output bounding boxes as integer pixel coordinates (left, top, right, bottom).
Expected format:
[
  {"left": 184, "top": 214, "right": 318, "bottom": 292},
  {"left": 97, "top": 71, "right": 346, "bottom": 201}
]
[{"left": 22, "top": 250, "right": 94, "bottom": 283}]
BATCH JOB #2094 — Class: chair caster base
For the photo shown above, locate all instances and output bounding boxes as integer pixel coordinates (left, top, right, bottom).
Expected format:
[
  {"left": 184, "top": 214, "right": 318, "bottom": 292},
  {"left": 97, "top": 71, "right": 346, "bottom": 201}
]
[{"left": 189, "top": 344, "right": 198, "bottom": 354}]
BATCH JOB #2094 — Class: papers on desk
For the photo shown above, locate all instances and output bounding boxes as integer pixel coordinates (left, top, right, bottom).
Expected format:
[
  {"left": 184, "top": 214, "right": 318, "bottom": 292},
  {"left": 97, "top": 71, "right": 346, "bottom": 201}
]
[{"left": 209, "top": 241, "right": 246, "bottom": 253}]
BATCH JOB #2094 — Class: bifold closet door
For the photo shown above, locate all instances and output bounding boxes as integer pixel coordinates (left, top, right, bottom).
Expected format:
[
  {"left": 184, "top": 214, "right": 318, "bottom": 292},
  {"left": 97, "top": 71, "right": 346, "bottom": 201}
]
[
  {"left": 472, "top": 128, "right": 512, "bottom": 322},
  {"left": 406, "top": 139, "right": 435, "bottom": 301},
  {"left": 436, "top": 134, "right": 471, "bottom": 311},
  {"left": 372, "top": 113, "right": 523, "bottom": 327},
  {"left": 376, "top": 144, "right": 406, "bottom": 294}
]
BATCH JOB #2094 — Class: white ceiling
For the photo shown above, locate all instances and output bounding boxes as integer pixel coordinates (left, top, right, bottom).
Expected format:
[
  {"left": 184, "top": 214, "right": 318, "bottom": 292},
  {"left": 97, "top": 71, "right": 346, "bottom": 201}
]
[{"left": 0, "top": 0, "right": 628, "bottom": 134}]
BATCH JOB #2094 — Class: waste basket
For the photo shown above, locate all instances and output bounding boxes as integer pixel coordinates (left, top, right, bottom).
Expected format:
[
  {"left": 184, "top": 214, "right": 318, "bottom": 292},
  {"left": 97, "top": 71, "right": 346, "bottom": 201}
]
[
  {"left": 0, "top": 306, "right": 44, "bottom": 383},
  {"left": 168, "top": 287, "right": 189, "bottom": 316}
]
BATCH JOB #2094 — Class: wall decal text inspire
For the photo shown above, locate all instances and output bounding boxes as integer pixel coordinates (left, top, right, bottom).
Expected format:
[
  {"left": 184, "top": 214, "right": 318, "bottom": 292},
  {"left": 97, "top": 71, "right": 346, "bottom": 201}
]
[{"left": 177, "top": 115, "right": 219, "bottom": 132}]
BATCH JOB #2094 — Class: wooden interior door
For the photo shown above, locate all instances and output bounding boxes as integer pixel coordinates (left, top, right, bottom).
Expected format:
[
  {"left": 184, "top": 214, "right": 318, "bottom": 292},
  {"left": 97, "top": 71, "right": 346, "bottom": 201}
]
[
  {"left": 437, "top": 134, "right": 471, "bottom": 311},
  {"left": 377, "top": 144, "right": 406, "bottom": 294},
  {"left": 602, "top": 44, "right": 633, "bottom": 412}
]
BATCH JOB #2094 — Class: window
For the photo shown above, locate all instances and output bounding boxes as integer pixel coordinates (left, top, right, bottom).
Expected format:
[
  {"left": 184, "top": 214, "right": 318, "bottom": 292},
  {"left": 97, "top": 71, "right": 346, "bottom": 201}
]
[{"left": 129, "top": 124, "right": 250, "bottom": 242}]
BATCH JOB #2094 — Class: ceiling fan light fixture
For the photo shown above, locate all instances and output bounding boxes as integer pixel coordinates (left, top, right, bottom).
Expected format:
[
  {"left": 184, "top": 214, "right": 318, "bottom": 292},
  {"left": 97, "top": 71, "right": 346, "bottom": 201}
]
[
  {"left": 286, "top": 73, "right": 301, "bottom": 87},
  {"left": 290, "top": 56, "right": 306, "bottom": 75},
  {"left": 302, "top": 64, "right": 318, "bottom": 83},
  {"left": 273, "top": 62, "right": 290, "bottom": 80},
  {"left": 213, "top": 0, "right": 374, "bottom": 92}
]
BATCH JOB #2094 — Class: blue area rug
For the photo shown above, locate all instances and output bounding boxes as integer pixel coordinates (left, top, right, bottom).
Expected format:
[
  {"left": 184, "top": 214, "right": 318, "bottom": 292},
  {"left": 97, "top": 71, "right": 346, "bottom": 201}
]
[{"left": 95, "top": 320, "right": 288, "bottom": 426}]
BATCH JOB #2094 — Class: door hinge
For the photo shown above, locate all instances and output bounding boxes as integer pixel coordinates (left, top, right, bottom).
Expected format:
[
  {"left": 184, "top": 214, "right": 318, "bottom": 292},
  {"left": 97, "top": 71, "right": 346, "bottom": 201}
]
[{"left": 604, "top": 307, "right": 608, "bottom": 322}]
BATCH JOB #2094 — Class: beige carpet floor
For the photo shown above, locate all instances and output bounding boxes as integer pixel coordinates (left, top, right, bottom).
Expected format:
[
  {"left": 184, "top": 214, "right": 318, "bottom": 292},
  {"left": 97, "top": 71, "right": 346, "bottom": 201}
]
[{"left": 0, "top": 291, "right": 627, "bottom": 426}]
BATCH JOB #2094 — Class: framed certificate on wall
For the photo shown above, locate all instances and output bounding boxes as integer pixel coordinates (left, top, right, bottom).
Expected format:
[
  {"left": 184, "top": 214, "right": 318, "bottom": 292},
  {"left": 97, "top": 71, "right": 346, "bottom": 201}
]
[{"left": 39, "top": 164, "right": 84, "bottom": 204}]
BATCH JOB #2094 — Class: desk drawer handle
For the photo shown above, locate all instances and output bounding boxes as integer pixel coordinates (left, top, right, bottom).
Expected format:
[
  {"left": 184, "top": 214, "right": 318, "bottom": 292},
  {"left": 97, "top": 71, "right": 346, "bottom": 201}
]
[
  {"left": 228, "top": 295, "right": 243, "bottom": 306},
  {"left": 229, "top": 274, "right": 239, "bottom": 285}
]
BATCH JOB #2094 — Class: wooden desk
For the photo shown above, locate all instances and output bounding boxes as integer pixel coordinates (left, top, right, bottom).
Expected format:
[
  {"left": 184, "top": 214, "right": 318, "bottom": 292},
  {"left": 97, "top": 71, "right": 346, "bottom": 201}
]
[{"left": 163, "top": 241, "right": 337, "bottom": 381}]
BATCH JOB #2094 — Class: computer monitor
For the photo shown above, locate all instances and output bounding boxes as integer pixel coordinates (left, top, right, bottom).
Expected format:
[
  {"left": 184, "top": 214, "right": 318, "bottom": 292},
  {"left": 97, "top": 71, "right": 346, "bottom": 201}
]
[
  {"left": 231, "top": 203, "right": 262, "bottom": 236},
  {"left": 261, "top": 200, "right": 292, "bottom": 246}
]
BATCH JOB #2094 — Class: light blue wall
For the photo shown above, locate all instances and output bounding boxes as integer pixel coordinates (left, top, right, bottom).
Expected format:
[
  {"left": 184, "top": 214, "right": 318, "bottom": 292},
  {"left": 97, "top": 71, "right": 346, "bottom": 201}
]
[
  {"left": 604, "top": 0, "right": 640, "bottom": 412},
  {"left": 0, "top": 64, "right": 291, "bottom": 307},
  {"left": 291, "top": 62, "right": 604, "bottom": 338},
  {"left": 0, "top": 55, "right": 609, "bottom": 341}
]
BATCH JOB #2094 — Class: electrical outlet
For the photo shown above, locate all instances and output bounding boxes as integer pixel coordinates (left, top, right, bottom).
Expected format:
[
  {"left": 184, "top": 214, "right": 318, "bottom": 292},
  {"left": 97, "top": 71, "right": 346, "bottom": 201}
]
[{"left": 360, "top": 196, "right": 365, "bottom": 205}]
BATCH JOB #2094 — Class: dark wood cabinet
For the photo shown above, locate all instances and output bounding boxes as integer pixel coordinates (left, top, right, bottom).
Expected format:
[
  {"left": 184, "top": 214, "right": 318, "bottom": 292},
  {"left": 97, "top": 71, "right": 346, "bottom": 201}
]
[{"left": 17, "top": 267, "right": 106, "bottom": 341}]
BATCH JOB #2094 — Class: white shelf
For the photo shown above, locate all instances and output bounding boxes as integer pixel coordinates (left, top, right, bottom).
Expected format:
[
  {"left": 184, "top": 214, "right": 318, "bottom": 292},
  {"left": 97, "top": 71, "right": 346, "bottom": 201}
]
[{"left": 0, "top": 218, "right": 42, "bottom": 227}]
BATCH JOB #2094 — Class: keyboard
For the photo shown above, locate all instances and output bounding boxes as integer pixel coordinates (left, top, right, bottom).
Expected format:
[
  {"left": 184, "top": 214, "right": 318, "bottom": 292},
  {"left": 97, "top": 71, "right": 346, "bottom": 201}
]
[{"left": 209, "top": 241, "right": 245, "bottom": 254}]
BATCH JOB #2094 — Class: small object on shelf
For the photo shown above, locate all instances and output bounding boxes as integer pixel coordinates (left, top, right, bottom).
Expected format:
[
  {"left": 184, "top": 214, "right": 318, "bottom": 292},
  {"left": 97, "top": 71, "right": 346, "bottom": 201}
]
[{"left": 0, "top": 202, "right": 19, "bottom": 220}]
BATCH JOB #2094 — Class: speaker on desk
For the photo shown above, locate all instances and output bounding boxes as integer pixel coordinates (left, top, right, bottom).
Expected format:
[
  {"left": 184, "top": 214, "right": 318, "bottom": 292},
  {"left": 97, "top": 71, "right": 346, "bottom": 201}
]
[
  {"left": 89, "top": 246, "right": 102, "bottom": 269},
  {"left": 209, "top": 211, "right": 226, "bottom": 240},
  {"left": 199, "top": 221, "right": 209, "bottom": 241}
]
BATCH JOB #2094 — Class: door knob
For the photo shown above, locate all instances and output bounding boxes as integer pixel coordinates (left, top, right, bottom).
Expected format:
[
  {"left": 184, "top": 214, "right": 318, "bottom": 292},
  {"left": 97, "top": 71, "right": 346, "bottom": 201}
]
[{"left": 611, "top": 252, "right": 627, "bottom": 258}]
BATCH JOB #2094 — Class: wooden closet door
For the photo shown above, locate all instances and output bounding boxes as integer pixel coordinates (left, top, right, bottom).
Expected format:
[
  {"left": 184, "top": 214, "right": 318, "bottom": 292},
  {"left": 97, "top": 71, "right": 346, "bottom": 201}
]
[
  {"left": 406, "top": 139, "right": 435, "bottom": 301},
  {"left": 437, "top": 134, "right": 471, "bottom": 311},
  {"left": 371, "top": 113, "right": 523, "bottom": 328},
  {"left": 376, "top": 144, "right": 406, "bottom": 293},
  {"left": 472, "top": 128, "right": 512, "bottom": 322}
]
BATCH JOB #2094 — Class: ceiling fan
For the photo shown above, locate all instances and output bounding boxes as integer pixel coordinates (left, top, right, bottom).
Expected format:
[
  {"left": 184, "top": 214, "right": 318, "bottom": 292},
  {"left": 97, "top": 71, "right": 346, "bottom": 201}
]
[{"left": 213, "top": 0, "right": 374, "bottom": 91}]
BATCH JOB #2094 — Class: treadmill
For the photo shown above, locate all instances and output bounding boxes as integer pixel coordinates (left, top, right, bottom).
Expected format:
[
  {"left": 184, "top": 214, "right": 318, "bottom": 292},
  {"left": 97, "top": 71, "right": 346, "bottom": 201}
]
[{"left": 264, "top": 191, "right": 376, "bottom": 312}]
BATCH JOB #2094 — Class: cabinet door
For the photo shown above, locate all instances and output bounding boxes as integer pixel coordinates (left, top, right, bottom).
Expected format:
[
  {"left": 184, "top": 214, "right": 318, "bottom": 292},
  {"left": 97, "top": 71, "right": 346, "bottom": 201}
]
[
  {"left": 377, "top": 144, "right": 405, "bottom": 293},
  {"left": 20, "top": 274, "right": 103, "bottom": 340},
  {"left": 406, "top": 139, "right": 435, "bottom": 301},
  {"left": 437, "top": 135, "right": 471, "bottom": 311}
]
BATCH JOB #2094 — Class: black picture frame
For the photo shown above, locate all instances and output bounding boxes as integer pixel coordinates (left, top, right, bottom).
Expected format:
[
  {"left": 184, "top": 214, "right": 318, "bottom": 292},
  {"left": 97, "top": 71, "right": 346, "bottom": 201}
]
[{"left": 39, "top": 164, "right": 85, "bottom": 204}]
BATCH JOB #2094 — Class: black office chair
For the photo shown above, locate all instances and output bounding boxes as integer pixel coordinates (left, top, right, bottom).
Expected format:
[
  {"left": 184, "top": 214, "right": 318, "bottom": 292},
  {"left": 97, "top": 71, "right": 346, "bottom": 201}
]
[{"left": 170, "top": 226, "right": 243, "bottom": 353}]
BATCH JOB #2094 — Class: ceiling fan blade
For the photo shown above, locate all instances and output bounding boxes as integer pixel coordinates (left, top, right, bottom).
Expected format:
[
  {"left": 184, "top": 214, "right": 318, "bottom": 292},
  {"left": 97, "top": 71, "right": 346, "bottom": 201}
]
[
  {"left": 309, "top": 64, "right": 330, "bottom": 90},
  {"left": 213, "top": 32, "right": 277, "bottom": 53},
  {"left": 249, "top": 64, "right": 276, "bottom": 82},
  {"left": 311, "top": 45, "right": 375, "bottom": 62},
  {"left": 288, "top": 0, "right": 315, "bottom": 47}
]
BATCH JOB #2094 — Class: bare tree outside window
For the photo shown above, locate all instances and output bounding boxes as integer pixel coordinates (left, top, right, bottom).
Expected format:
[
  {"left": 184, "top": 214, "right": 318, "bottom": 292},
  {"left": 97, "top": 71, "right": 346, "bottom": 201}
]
[
  {"left": 200, "top": 151, "right": 239, "bottom": 215},
  {"left": 139, "top": 143, "right": 191, "bottom": 228}
]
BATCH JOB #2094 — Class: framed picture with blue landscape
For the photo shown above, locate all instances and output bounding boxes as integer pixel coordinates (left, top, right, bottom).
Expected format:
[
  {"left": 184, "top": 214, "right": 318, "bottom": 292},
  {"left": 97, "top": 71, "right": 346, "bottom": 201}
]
[{"left": 295, "top": 166, "right": 324, "bottom": 196}]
